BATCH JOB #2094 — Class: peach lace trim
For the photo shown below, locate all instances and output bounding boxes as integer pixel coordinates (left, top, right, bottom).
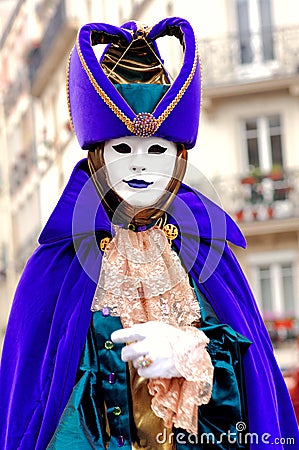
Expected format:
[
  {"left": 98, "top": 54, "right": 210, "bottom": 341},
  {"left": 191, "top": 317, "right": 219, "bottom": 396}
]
[
  {"left": 91, "top": 225, "right": 214, "bottom": 433},
  {"left": 148, "top": 327, "right": 214, "bottom": 434},
  {"left": 91, "top": 226, "right": 201, "bottom": 327}
]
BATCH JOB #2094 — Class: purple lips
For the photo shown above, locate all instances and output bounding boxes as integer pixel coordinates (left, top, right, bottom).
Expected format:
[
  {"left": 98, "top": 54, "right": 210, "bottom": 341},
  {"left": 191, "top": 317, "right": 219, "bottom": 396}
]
[{"left": 123, "top": 179, "right": 154, "bottom": 189}]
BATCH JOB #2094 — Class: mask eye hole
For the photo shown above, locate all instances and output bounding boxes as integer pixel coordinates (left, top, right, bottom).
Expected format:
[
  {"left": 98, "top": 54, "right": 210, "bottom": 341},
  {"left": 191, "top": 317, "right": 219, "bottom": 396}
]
[
  {"left": 112, "top": 143, "right": 132, "bottom": 154},
  {"left": 148, "top": 144, "right": 167, "bottom": 154}
]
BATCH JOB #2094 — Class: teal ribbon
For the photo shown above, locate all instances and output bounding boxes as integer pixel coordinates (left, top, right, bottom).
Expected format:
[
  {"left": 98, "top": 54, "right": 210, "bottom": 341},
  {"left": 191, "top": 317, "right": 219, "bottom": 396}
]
[{"left": 115, "top": 83, "right": 170, "bottom": 114}]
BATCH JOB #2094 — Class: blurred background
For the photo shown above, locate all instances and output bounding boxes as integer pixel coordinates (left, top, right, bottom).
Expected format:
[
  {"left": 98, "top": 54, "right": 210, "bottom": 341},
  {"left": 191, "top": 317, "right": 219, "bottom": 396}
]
[{"left": 0, "top": 0, "right": 299, "bottom": 393}]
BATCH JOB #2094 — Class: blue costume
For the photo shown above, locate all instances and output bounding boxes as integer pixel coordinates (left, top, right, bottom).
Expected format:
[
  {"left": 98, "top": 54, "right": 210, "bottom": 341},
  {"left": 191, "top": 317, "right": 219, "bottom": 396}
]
[
  {"left": 0, "top": 160, "right": 297, "bottom": 448},
  {"left": 0, "top": 17, "right": 298, "bottom": 450}
]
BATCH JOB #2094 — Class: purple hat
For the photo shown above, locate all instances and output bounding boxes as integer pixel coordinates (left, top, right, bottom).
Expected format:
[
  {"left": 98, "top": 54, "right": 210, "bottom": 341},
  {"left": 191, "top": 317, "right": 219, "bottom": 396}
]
[{"left": 67, "top": 17, "right": 201, "bottom": 149}]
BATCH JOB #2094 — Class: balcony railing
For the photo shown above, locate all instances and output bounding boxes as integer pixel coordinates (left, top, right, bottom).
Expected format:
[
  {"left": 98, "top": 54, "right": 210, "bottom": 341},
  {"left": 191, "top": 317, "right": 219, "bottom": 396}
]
[
  {"left": 200, "top": 26, "right": 299, "bottom": 87},
  {"left": 265, "top": 316, "right": 299, "bottom": 348},
  {"left": 198, "top": 168, "right": 299, "bottom": 224}
]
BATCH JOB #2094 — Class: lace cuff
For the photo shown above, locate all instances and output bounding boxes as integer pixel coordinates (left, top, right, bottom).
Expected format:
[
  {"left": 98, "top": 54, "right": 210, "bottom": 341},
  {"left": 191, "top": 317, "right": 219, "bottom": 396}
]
[{"left": 148, "top": 327, "right": 214, "bottom": 434}]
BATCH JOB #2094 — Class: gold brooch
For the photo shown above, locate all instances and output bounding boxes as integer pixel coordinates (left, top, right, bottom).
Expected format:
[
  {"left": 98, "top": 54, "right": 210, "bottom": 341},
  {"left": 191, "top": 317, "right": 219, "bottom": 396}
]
[
  {"left": 132, "top": 112, "right": 159, "bottom": 137},
  {"left": 163, "top": 224, "right": 178, "bottom": 241},
  {"left": 100, "top": 237, "right": 112, "bottom": 252}
]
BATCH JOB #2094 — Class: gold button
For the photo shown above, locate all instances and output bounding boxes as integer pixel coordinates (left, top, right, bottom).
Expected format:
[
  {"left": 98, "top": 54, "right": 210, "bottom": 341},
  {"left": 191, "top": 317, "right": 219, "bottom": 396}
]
[
  {"left": 100, "top": 237, "right": 111, "bottom": 252},
  {"left": 104, "top": 340, "right": 114, "bottom": 350},
  {"left": 163, "top": 224, "right": 178, "bottom": 240},
  {"left": 128, "top": 223, "right": 136, "bottom": 231},
  {"left": 113, "top": 406, "right": 122, "bottom": 416}
]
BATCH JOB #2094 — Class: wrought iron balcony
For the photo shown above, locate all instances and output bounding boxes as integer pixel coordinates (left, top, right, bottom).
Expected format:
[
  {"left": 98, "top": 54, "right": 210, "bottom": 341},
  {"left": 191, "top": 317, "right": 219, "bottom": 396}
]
[
  {"left": 202, "top": 168, "right": 299, "bottom": 224},
  {"left": 265, "top": 316, "right": 299, "bottom": 348},
  {"left": 200, "top": 26, "right": 299, "bottom": 88},
  {"left": 28, "top": 0, "right": 79, "bottom": 95}
]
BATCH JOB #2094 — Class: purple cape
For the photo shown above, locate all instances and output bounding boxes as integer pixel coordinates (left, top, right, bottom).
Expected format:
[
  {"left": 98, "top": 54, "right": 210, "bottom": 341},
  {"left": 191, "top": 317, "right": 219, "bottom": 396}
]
[{"left": 0, "top": 159, "right": 298, "bottom": 449}]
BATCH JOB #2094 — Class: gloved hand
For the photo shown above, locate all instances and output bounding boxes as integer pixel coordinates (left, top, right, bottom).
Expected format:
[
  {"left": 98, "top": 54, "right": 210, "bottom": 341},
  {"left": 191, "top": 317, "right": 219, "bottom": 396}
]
[{"left": 111, "top": 321, "right": 185, "bottom": 379}]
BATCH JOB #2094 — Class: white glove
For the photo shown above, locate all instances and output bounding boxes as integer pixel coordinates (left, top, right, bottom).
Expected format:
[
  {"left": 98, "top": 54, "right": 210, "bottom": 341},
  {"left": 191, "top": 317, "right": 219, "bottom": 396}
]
[{"left": 111, "top": 321, "right": 183, "bottom": 379}]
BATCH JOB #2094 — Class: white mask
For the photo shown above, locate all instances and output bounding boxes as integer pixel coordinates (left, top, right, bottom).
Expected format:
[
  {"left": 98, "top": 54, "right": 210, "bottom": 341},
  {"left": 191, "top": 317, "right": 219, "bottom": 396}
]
[{"left": 103, "top": 136, "right": 177, "bottom": 207}]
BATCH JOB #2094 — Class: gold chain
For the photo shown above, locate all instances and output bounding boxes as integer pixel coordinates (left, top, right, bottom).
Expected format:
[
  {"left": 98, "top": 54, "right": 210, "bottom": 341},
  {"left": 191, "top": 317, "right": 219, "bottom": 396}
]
[
  {"left": 65, "top": 49, "right": 75, "bottom": 131},
  {"left": 199, "top": 54, "right": 203, "bottom": 119},
  {"left": 106, "top": 38, "right": 135, "bottom": 80}
]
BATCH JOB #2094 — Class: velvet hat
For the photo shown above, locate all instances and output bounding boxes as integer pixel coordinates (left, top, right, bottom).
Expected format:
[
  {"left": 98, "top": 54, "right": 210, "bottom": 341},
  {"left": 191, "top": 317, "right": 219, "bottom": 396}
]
[{"left": 67, "top": 17, "right": 201, "bottom": 150}]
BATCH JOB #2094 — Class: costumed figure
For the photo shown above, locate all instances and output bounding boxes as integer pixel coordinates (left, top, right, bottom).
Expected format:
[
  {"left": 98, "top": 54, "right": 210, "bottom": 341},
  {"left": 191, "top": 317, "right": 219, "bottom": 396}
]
[{"left": 0, "top": 17, "right": 298, "bottom": 450}]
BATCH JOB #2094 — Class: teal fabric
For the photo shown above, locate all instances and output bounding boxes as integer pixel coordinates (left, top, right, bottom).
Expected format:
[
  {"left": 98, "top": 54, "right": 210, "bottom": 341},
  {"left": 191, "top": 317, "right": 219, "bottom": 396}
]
[
  {"left": 115, "top": 83, "right": 170, "bottom": 114},
  {"left": 47, "top": 329, "right": 106, "bottom": 449},
  {"left": 47, "top": 314, "right": 132, "bottom": 449},
  {"left": 48, "top": 283, "right": 251, "bottom": 449}
]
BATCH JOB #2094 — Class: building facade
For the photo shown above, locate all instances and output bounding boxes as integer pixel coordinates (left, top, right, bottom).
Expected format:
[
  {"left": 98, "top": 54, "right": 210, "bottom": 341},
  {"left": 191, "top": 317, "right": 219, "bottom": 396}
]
[
  {"left": 0, "top": 0, "right": 299, "bottom": 372},
  {"left": 193, "top": 0, "right": 299, "bottom": 372}
]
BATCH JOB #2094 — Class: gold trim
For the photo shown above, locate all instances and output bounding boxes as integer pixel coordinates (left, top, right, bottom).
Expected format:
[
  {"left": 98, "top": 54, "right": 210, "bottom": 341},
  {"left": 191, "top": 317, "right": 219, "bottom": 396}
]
[
  {"left": 199, "top": 54, "right": 203, "bottom": 120},
  {"left": 100, "top": 236, "right": 112, "bottom": 252},
  {"left": 75, "top": 31, "right": 199, "bottom": 136},
  {"left": 105, "top": 38, "right": 135, "bottom": 81},
  {"left": 66, "top": 49, "right": 75, "bottom": 131},
  {"left": 162, "top": 223, "right": 179, "bottom": 241},
  {"left": 155, "top": 37, "right": 199, "bottom": 126},
  {"left": 76, "top": 39, "right": 135, "bottom": 132}
]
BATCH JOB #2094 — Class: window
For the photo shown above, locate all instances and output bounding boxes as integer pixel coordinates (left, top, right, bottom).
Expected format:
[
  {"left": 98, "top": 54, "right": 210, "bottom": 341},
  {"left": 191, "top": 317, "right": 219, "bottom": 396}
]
[
  {"left": 257, "top": 263, "right": 296, "bottom": 317},
  {"left": 237, "top": 0, "right": 253, "bottom": 64},
  {"left": 281, "top": 263, "right": 296, "bottom": 315},
  {"left": 243, "top": 114, "right": 284, "bottom": 172},
  {"left": 250, "top": 255, "right": 298, "bottom": 346},
  {"left": 248, "top": 251, "right": 298, "bottom": 320},
  {"left": 236, "top": 0, "right": 274, "bottom": 65},
  {"left": 259, "top": 265, "right": 272, "bottom": 313},
  {"left": 259, "top": 0, "right": 274, "bottom": 60}
]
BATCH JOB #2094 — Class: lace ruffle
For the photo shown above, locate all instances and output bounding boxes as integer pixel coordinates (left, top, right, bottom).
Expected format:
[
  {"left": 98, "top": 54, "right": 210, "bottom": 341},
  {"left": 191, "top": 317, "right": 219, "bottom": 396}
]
[
  {"left": 91, "top": 226, "right": 201, "bottom": 327},
  {"left": 148, "top": 327, "right": 214, "bottom": 434},
  {"left": 91, "top": 225, "right": 213, "bottom": 434}
]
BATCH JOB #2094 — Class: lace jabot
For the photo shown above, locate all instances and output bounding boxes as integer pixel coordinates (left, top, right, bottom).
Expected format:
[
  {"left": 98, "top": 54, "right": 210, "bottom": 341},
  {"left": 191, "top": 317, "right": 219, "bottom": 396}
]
[
  {"left": 91, "top": 225, "right": 201, "bottom": 327},
  {"left": 91, "top": 225, "right": 213, "bottom": 433}
]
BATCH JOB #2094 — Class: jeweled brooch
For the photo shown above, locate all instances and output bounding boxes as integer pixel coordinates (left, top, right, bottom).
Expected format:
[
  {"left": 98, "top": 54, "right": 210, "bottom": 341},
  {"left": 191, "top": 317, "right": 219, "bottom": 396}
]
[{"left": 132, "top": 112, "right": 159, "bottom": 137}]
